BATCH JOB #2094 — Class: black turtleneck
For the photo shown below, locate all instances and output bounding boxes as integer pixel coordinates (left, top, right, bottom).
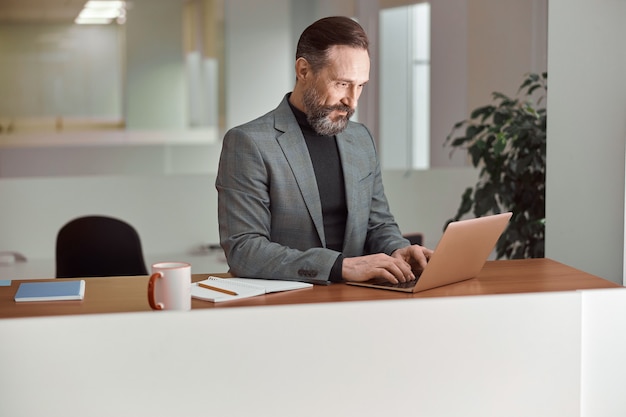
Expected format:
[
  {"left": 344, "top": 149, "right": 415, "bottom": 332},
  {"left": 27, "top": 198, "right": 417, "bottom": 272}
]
[{"left": 288, "top": 99, "right": 346, "bottom": 282}]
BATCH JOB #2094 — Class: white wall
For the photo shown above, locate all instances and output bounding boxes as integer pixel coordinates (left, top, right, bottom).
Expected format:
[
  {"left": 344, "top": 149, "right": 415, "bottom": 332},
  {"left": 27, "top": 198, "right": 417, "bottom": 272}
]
[
  {"left": 0, "top": 175, "right": 219, "bottom": 259},
  {"left": 0, "top": 291, "right": 586, "bottom": 417},
  {"left": 581, "top": 289, "right": 626, "bottom": 415},
  {"left": 545, "top": 0, "right": 626, "bottom": 284},
  {"left": 429, "top": 0, "right": 469, "bottom": 168},
  {"left": 125, "top": 0, "right": 187, "bottom": 129},
  {"left": 467, "top": 0, "right": 547, "bottom": 111},
  {"left": 383, "top": 168, "right": 479, "bottom": 249},
  {"left": 224, "top": 0, "right": 292, "bottom": 129}
]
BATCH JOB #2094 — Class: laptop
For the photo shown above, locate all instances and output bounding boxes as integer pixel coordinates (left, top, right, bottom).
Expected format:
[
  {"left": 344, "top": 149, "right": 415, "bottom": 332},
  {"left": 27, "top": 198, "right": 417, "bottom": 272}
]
[{"left": 347, "top": 212, "right": 512, "bottom": 293}]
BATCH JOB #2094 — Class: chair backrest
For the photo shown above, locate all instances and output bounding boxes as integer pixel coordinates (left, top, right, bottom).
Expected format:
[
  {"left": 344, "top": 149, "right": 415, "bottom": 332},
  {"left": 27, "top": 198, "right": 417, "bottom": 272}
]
[
  {"left": 55, "top": 215, "right": 148, "bottom": 278},
  {"left": 403, "top": 232, "right": 424, "bottom": 246}
]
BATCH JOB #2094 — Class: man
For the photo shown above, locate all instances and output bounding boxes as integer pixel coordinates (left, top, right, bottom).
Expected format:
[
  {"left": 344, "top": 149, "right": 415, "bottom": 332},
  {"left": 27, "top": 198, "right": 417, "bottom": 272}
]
[{"left": 216, "top": 16, "right": 432, "bottom": 284}]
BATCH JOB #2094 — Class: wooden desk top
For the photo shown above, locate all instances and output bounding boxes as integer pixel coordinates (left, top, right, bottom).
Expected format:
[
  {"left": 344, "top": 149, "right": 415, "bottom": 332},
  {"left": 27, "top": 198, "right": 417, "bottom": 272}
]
[{"left": 0, "top": 258, "right": 621, "bottom": 319}]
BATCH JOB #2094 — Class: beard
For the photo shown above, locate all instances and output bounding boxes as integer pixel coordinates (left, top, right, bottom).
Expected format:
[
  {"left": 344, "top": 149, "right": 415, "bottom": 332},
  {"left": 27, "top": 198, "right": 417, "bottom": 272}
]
[{"left": 302, "top": 85, "right": 355, "bottom": 136}]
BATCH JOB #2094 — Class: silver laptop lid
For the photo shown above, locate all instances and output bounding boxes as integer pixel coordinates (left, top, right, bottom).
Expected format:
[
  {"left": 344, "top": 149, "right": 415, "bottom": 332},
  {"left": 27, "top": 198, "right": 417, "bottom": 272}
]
[{"left": 347, "top": 212, "right": 512, "bottom": 293}]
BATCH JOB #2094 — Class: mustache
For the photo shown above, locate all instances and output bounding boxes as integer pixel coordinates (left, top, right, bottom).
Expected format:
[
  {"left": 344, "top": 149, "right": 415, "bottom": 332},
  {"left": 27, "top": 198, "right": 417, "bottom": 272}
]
[
  {"left": 327, "top": 104, "right": 353, "bottom": 114},
  {"left": 317, "top": 104, "right": 354, "bottom": 119}
]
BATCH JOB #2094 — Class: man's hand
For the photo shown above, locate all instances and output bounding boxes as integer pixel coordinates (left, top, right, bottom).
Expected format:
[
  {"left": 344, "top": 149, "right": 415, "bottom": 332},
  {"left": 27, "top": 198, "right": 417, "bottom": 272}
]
[
  {"left": 342, "top": 253, "right": 416, "bottom": 284},
  {"left": 391, "top": 245, "right": 434, "bottom": 274}
]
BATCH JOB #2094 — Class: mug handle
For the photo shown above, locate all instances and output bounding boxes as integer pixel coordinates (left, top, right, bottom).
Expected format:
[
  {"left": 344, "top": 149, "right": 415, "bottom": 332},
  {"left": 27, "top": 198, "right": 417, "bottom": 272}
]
[{"left": 147, "top": 272, "right": 165, "bottom": 310}]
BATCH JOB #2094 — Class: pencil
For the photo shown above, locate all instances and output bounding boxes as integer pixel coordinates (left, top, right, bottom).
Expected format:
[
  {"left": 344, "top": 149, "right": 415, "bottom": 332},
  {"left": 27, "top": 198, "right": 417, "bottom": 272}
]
[{"left": 198, "top": 282, "right": 238, "bottom": 296}]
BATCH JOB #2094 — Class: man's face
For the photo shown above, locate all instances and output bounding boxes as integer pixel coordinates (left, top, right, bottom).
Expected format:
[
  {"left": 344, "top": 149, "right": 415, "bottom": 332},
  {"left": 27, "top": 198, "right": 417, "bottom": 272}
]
[{"left": 302, "top": 45, "right": 370, "bottom": 136}]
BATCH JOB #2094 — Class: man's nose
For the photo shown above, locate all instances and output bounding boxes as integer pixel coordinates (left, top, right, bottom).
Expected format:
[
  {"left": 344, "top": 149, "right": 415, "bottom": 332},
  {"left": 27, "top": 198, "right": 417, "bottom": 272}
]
[{"left": 341, "top": 88, "right": 359, "bottom": 109}]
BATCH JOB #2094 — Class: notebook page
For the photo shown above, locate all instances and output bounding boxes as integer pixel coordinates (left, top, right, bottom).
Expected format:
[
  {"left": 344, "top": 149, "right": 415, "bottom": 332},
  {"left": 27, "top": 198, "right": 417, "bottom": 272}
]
[
  {"left": 191, "top": 276, "right": 265, "bottom": 302},
  {"left": 228, "top": 278, "right": 313, "bottom": 293}
]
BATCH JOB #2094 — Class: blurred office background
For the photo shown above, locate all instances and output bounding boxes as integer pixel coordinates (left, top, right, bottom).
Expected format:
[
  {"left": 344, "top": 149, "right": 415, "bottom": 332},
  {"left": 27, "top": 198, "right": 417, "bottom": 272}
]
[{"left": 0, "top": 0, "right": 624, "bottom": 285}]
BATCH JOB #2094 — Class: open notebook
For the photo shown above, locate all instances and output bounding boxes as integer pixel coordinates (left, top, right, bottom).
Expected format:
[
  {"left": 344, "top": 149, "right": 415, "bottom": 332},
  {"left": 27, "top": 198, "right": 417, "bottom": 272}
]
[
  {"left": 191, "top": 277, "right": 313, "bottom": 302},
  {"left": 347, "top": 212, "right": 512, "bottom": 293}
]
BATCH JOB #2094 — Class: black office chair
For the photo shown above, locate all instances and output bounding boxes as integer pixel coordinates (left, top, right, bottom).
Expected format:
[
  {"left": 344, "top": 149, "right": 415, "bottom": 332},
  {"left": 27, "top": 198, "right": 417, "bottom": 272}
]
[
  {"left": 55, "top": 215, "right": 149, "bottom": 278},
  {"left": 403, "top": 232, "right": 424, "bottom": 246}
]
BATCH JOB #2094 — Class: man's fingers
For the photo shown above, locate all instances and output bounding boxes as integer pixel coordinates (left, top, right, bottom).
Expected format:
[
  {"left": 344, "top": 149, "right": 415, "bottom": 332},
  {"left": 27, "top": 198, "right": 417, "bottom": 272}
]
[{"left": 342, "top": 254, "right": 415, "bottom": 283}]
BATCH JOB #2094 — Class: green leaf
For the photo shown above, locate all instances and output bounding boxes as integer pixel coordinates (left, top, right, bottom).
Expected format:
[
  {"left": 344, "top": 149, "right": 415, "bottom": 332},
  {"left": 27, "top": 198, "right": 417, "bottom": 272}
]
[
  {"left": 492, "top": 92, "right": 510, "bottom": 101},
  {"left": 468, "top": 145, "right": 482, "bottom": 167},
  {"left": 470, "top": 105, "right": 495, "bottom": 121},
  {"left": 493, "top": 134, "right": 507, "bottom": 155},
  {"left": 528, "top": 84, "right": 543, "bottom": 96},
  {"left": 452, "top": 120, "right": 465, "bottom": 129},
  {"left": 493, "top": 110, "right": 510, "bottom": 126},
  {"left": 451, "top": 137, "right": 467, "bottom": 147},
  {"left": 465, "top": 124, "right": 480, "bottom": 140}
]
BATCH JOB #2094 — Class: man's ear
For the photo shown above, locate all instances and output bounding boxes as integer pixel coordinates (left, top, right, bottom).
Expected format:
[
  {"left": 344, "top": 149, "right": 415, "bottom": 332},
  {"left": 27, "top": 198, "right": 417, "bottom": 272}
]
[{"left": 295, "top": 57, "right": 310, "bottom": 81}]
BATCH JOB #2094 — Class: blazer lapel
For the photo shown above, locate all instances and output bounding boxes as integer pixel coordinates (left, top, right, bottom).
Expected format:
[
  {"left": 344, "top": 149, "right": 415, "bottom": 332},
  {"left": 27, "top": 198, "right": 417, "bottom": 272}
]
[
  {"left": 274, "top": 98, "right": 326, "bottom": 245},
  {"left": 336, "top": 128, "right": 367, "bottom": 255}
]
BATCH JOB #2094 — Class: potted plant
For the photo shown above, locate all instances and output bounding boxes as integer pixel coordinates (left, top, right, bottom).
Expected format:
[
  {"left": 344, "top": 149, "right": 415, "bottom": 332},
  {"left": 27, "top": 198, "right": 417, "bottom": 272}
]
[{"left": 444, "top": 72, "right": 547, "bottom": 259}]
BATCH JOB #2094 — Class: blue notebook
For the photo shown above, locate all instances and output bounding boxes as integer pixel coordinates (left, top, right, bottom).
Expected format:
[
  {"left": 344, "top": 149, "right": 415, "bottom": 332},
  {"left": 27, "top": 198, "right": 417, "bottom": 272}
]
[{"left": 14, "top": 280, "right": 86, "bottom": 302}]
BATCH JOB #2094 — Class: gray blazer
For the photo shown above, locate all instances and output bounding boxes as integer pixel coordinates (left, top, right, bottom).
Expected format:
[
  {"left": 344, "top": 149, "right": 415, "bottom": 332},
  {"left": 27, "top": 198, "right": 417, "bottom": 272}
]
[{"left": 216, "top": 95, "right": 409, "bottom": 281}]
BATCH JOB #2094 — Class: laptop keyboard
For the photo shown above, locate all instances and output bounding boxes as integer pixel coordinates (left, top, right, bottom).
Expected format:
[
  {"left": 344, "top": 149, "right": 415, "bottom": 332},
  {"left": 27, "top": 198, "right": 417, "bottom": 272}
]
[{"left": 364, "top": 277, "right": 419, "bottom": 289}]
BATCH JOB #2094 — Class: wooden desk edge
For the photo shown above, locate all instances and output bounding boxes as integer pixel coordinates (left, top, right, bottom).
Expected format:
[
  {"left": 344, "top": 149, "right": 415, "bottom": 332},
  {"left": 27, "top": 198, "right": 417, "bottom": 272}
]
[{"left": 0, "top": 258, "right": 622, "bottom": 319}]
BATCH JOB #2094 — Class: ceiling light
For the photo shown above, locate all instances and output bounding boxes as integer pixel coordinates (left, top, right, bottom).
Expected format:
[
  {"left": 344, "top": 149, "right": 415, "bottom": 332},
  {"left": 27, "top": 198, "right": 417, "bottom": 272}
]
[{"left": 75, "top": 1, "right": 126, "bottom": 25}]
